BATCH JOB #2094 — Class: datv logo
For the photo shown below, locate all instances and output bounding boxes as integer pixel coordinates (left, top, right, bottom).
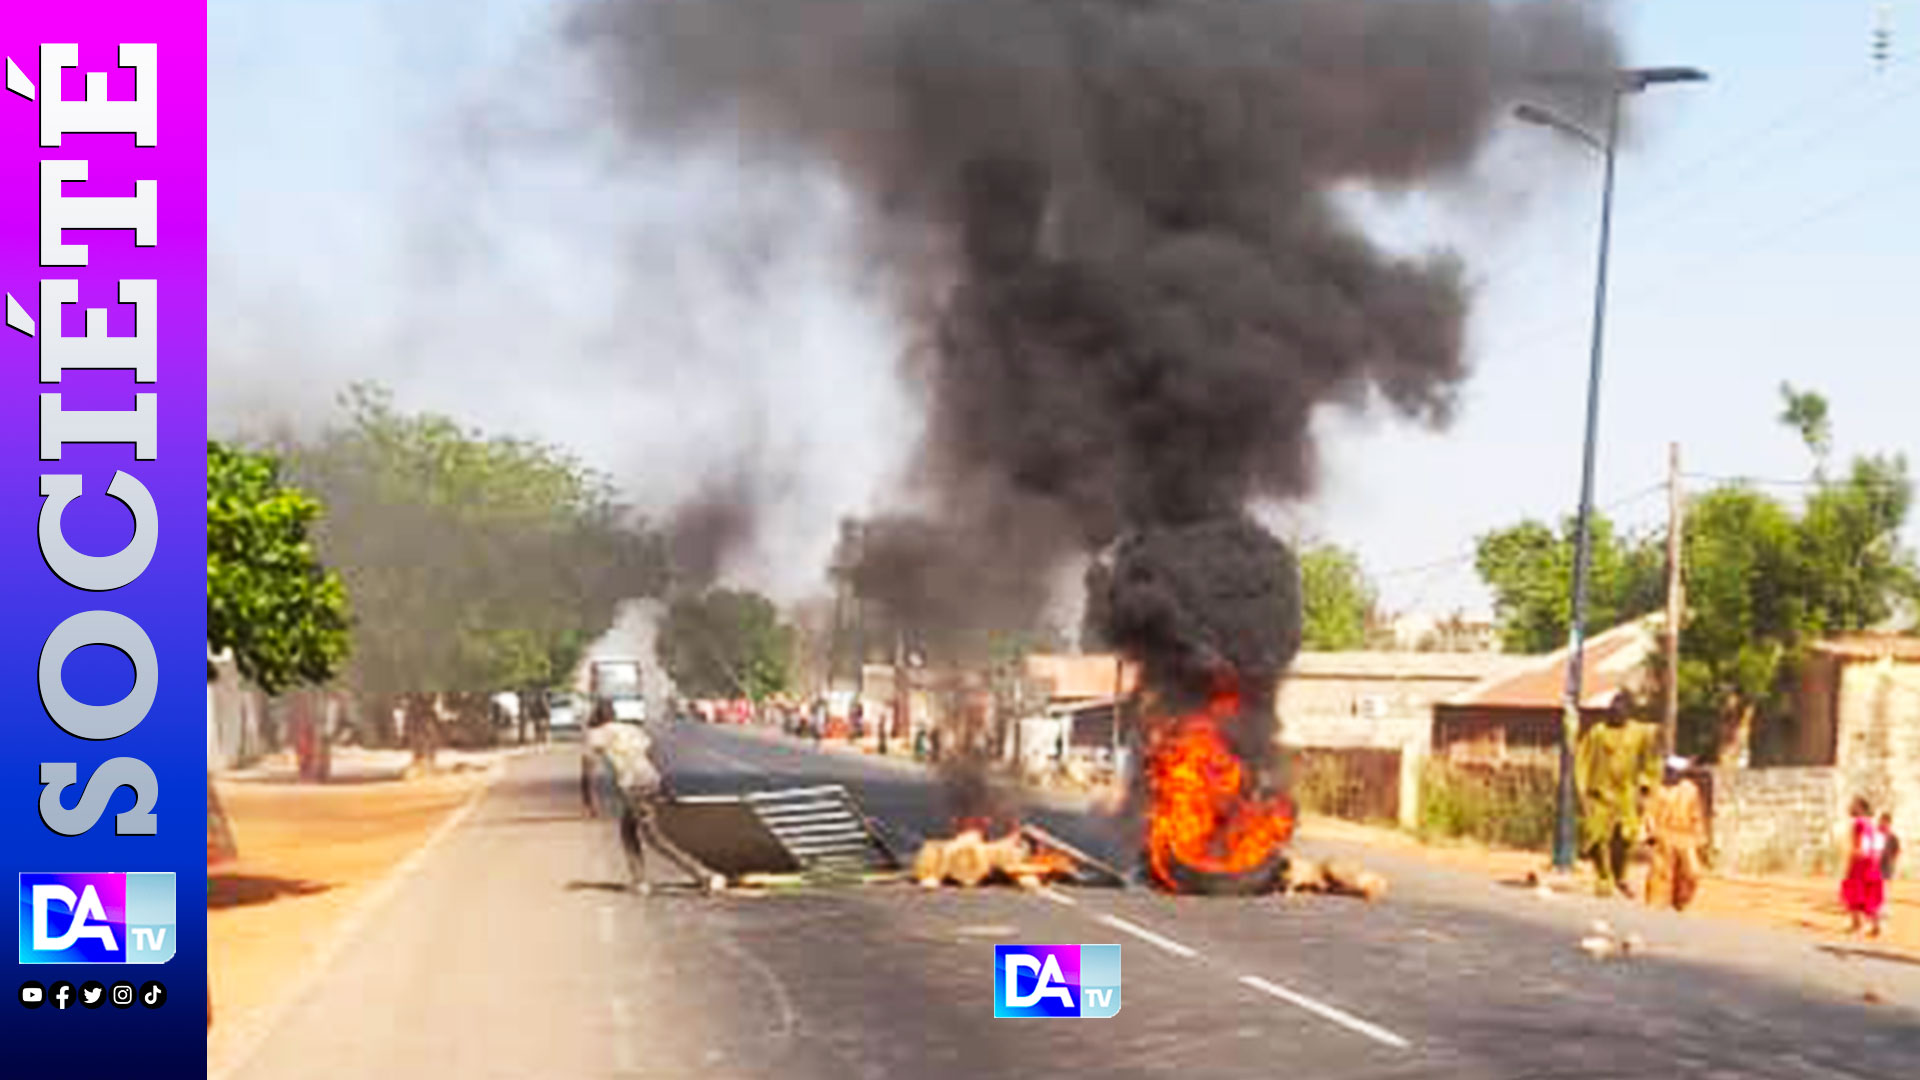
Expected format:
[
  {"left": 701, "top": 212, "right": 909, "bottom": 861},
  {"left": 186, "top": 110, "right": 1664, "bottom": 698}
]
[
  {"left": 993, "top": 944, "right": 1121, "bottom": 1018},
  {"left": 19, "top": 873, "right": 175, "bottom": 964}
]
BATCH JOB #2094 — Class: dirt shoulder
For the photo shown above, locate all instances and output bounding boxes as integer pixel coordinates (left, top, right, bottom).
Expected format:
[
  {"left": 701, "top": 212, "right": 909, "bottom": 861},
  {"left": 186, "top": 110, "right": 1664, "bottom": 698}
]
[
  {"left": 1297, "top": 815, "right": 1920, "bottom": 960},
  {"left": 209, "top": 761, "right": 502, "bottom": 1076}
]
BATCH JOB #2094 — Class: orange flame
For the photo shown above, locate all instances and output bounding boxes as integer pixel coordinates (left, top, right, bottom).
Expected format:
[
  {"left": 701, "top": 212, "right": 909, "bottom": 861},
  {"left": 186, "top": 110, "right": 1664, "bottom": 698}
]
[{"left": 1144, "top": 685, "right": 1294, "bottom": 890}]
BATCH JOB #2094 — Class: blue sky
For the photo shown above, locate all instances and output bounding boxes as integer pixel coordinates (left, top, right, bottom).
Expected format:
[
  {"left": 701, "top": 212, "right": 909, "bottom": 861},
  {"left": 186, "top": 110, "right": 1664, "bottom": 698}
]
[{"left": 209, "top": 0, "right": 1920, "bottom": 617}]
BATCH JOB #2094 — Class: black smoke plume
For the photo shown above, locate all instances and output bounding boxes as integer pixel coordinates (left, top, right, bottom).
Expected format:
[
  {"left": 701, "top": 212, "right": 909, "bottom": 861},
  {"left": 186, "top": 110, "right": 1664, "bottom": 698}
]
[
  {"left": 666, "top": 471, "right": 759, "bottom": 588},
  {"left": 1100, "top": 517, "right": 1302, "bottom": 782},
  {"left": 574, "top": 0, "right": 1620, "bottom": 647}
]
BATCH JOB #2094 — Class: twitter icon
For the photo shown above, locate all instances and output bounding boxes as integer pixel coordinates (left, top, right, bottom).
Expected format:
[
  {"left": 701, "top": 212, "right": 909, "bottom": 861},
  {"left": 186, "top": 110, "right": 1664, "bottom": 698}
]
[{"left": 80, "top": 981, "right": 106, "bottom": 1010}]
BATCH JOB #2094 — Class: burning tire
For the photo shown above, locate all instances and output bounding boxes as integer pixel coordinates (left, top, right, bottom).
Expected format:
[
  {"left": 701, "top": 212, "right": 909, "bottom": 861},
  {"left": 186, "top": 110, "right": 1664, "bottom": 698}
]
[{"left": 1158, "top": 849, "right": 1287, "bottom": 896}]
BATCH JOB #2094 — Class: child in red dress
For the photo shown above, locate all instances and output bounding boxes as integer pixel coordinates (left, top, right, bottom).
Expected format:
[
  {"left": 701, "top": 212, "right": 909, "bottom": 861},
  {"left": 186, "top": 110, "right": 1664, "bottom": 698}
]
[{"left": 1842, "top": 796, "right": 1886, "bottom": 938}]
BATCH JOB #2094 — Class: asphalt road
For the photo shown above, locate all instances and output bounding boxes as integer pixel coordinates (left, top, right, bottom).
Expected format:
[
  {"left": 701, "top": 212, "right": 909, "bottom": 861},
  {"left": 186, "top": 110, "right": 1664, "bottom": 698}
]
[{"left": 229, "top": 720, "right": 1920, "bottom": 1080}]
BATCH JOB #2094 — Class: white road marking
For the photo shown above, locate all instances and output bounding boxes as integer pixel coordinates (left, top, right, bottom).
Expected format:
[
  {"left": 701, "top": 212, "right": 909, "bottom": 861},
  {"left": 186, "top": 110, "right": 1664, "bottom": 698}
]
[
  {"left": 610, "top": 995, "right": 637, "bottom": 1071},
  {"left": 1238, "top": 975, "right": 1410, "bottom": 1050},
  {"left": 1097, "top": 914, "right": 1198, "bottom": 959},
  {"left": 1038, "top": 887, "right": 1078, "bottom": 907}
]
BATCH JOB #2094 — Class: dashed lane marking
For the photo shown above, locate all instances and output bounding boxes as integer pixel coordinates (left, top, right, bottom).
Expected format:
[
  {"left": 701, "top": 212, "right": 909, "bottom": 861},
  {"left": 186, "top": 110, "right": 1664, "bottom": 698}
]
[
  {"left": 1238, "top": 975, "right": 1411, "bottom": 1050},
  {"left": 1097, "top": 913, "right": 1199, "bottom": 959}
]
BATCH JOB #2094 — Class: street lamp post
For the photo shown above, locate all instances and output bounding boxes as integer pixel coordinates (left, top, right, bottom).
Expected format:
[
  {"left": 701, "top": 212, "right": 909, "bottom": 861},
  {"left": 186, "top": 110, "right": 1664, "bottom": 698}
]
[{"left": 1515, "top": 66, "right": 1706, "bottom": 873}]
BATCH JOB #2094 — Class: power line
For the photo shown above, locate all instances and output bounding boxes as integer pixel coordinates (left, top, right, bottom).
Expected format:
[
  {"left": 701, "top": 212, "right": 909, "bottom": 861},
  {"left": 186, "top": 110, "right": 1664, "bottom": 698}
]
[
  {"left": 1363, "top": 476, "right": 1667, "bottom": 582},
  {"left": 1474, "top": 63, "right": 1896, "bottom": 282},
  {"left": 1476, "top": 64, "right": 1902, "bottom": 289},
  {"left": 1681, "top": 470, "right": 1914, "bottom": 490},
  {"left": 1481, "top": 154, "right": 1920, "bottom": 358}
]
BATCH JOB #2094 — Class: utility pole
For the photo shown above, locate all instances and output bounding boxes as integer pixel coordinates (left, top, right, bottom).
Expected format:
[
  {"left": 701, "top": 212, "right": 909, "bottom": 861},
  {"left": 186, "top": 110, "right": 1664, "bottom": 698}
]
[{"left": 1663, "top": 442, "right": 1685, "bottom": 757}]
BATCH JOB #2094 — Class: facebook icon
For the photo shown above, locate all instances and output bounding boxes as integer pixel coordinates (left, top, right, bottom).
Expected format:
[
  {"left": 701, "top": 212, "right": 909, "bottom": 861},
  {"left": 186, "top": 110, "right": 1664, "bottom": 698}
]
[{"left": 994, "top": 944, "right": 1122, "bottom": 1018}]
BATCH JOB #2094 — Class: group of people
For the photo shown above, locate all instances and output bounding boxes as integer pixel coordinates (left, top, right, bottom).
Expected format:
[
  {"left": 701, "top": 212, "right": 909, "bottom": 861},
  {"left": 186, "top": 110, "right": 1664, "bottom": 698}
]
[
  {"left": 1842, "top": 797, "right": 1901, "bottom": 938},
  {"left": 1575, "top": 688, "right": 1902, "bottom": 934},
  {"left": 1573, "top": 690, "right": 1708, "bottom": 908}
]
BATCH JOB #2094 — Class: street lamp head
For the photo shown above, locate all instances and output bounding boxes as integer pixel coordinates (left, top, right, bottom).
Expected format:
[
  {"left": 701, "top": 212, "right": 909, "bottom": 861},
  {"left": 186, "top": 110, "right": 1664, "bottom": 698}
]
[
  {"left": 1512, "top": 102, "right": 1604, "bottom": 152},
  {"left": 1513, "top": 102, "right": 1558, "bottom": 127},
  {"left": 1522, "top": 66, "right": 1710, "bottom": 93},
  {"left": 1622, "top": 66, "right": 1709, "bottom": 90}
]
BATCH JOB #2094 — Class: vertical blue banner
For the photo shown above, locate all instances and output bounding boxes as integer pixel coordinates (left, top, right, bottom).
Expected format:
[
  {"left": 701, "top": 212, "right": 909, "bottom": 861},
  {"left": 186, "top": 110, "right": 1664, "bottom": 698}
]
[{"left": 1, "top": 4, "right": 208, "bottom": 1074}]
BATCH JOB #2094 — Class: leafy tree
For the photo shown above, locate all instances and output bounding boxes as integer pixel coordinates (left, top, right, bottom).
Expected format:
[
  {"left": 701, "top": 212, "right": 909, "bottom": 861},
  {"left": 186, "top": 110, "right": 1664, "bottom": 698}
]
[
  {"left": 207, "top": 440, "right": 352, "bottom": 694},
  {"left": 1673, "top": 387, "right": 1918, "bottom": 762},
  {"left": 1672, "top": 486, "right": 1803, "bottom": 761},
  {"left": 1778, "top": 382, "right": 1832, "bottom": 476},
  {"left": 1475, "top": 513, "right": 1665, "bottom": 654},
  {"left": 658, "top": 588, "right": 795, "bottom": 702},
  {"left": 286, "top": 384, "right": 669, "bottom": 747},
  {"left": 1298, "top": 544, "right": 1376, "bottom": 651}
]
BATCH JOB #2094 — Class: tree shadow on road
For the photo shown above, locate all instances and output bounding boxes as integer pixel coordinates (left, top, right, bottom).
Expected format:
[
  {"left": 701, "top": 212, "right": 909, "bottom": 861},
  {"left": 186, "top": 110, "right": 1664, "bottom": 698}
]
[
  {"left": 1816, "top": 943, "right": 1920, "bottom": 967},
  {"left": 209, "top": 874, "right": 333, "bottom": 910},
  {"left": 564, "top": 880, "right": 633, "bottom": 894}
]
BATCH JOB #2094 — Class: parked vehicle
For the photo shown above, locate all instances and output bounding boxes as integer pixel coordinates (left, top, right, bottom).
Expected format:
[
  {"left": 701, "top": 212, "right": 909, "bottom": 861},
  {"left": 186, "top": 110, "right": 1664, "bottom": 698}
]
[
  {"left": 589, "top": 658, "right": 647, "bottom": 722},
  {"left": 548, "top": 691, "right": 581, "bottom": 733}
]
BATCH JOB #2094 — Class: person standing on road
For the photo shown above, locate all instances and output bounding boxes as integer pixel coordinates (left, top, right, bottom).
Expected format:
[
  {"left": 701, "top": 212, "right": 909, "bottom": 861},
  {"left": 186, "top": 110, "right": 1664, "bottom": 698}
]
[
  {"left": 1842, "top": 797, "right": 1887, "bottom": 937},
  {"left": 586, "top": 708, "right": 715, "bottom": 895},
  {"left": 1575, "top": 690, "right": 1662, "bottom": 899},
  {"left": 581, "top": 699, "right": 610, "bottom": 815},
  {"left": 1643, "top": 756, "right": 1707, "bottom": 912}
]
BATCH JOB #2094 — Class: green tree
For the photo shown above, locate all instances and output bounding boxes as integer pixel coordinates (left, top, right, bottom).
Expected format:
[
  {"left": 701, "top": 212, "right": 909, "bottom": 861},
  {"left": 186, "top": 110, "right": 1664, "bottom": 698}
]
[
  {"left": 1298, "top": 544, "right": 1376, "bottom": 651},
  {"left": 286, "top": 384, "right": 669, "bottom": 745},
  {"left": 207, "top": 440, "right": 352, "bottom": 694},
  {"left": 1475, "top": 513, "right": 1665, "bottom": 654},
  {"left": 658, "top": 588, "right": 795, "bottom": 702},
  {"left": 1778, "top": 381, "right": 1832, "bottom": 476},
  {"left": 1673, "top": 387, "right": 1918, "bottom": 762}
]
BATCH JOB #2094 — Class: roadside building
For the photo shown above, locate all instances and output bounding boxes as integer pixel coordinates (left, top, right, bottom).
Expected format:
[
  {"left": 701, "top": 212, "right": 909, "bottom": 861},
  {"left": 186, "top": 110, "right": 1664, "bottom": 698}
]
[
  {"left": 1281, "top": 651, "right": 1526, "bottom": 753},
  {"left": 1430, "top": 615, "right": 1663, "bottom": 769},
  {"left": 1278, "top": 650, "right": 1526, "bottom": 828},
  {"left": 1021, "top": 654, "right": 1141, "bottom": 779},
  {"left": 1711, "top": 634, "right": 1920, "bottom": 876}
]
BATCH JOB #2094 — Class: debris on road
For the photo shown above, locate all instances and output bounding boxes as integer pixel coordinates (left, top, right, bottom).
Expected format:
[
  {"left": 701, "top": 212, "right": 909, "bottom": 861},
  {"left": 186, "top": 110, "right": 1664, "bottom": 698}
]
[
  {"left": 912, "top": 823, "right": 1130, "bottom": 890},
  {"left": 914, "top": 829, "right": 1075, "bottom": 888},
  {"left": 1281, "top": 856, "right": 1388, "bottom": 902},
  {"left": 1579, "top": 920, "right": 1651, "bottom": 960}
]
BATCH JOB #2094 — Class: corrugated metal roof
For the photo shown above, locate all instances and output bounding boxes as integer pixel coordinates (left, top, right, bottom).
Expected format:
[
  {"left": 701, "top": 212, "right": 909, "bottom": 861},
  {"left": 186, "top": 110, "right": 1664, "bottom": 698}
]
[
  {"left": 1288, "top": 651, "right": 1527, "bottom": 681},
  {"left": 1443, "top": 614, "right": 1663, "bottom": 710}
]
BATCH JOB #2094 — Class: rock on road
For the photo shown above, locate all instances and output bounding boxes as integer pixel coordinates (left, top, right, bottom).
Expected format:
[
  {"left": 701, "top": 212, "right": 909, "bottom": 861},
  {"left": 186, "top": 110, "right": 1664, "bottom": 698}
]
[{"left": 228, "top": 719, "right": 1920, "bottom": 1080}]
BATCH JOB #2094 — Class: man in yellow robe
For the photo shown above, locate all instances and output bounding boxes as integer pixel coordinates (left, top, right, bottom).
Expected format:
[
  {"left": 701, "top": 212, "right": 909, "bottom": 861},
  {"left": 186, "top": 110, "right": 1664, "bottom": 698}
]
[{"left": 1574, "top": 691, "right": 1662, "bottom": 898}]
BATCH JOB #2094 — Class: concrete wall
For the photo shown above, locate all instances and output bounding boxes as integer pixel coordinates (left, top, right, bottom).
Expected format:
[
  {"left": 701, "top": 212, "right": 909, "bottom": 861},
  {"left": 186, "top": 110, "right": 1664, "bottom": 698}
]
[
  {"left": 1834, "top": 660, "right": 1920, "bottom": 878},
  {"left": 207, "top": 655, "right": 268, "bottom": 771},
  {"left": 1280, "top": 708, "right": 1431, "bottom": 752},
  {"left": 1276, "top": 654, "right": 1513, "bottom": 753},
  {"left": 1694, "top": 660, "right": 1919, "bottom": 878},
  {"left": 1708, "top": 766, "right": 1844, "bottom": 876}
]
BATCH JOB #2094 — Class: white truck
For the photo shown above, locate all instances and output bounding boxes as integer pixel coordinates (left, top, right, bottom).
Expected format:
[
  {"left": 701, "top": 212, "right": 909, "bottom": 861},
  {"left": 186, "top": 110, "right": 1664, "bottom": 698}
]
[{"left": 590, "top": 659, "right": 648, "bottom": 723}]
